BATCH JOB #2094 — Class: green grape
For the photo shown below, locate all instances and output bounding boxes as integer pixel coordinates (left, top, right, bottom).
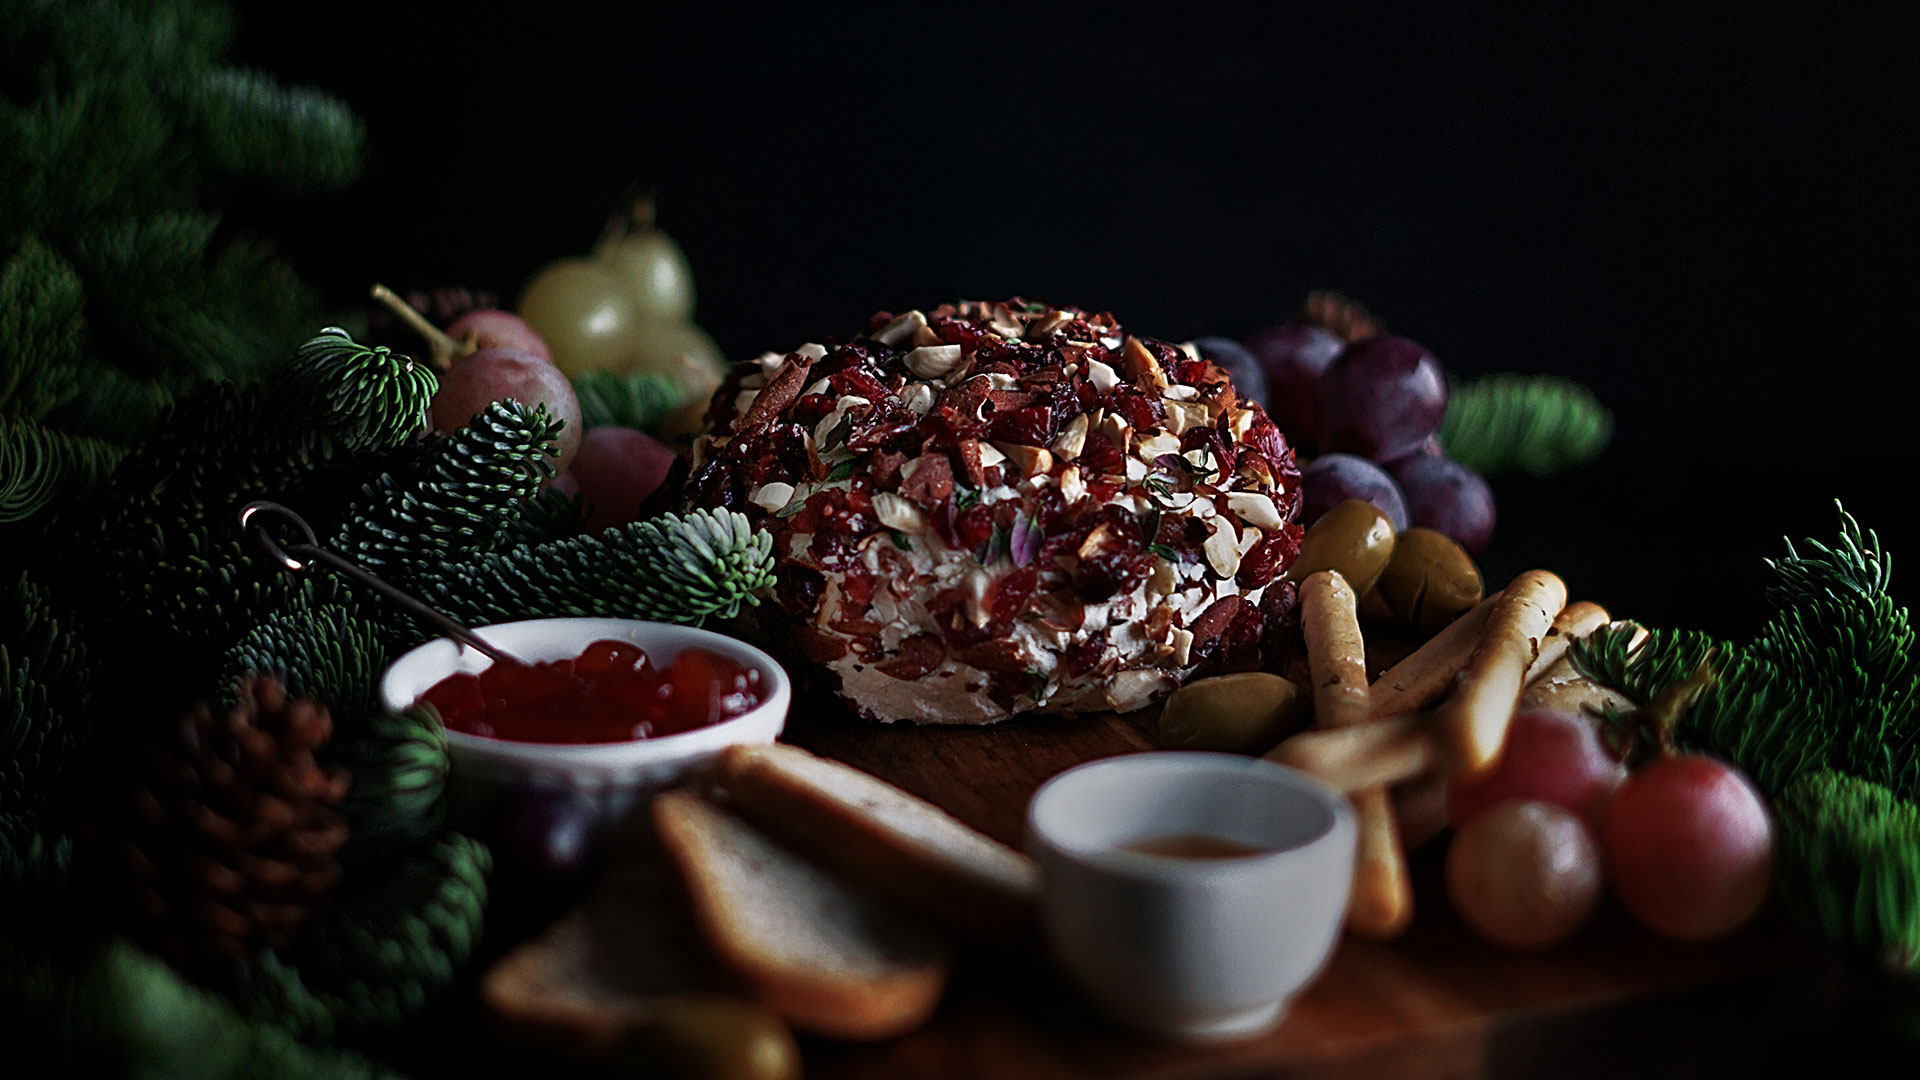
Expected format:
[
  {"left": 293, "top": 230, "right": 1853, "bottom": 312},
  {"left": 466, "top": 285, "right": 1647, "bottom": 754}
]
[
  {"left": 516, "top": 258, "right": 646, "bottom": 378},
  {"left": 596, "top": 227, "right": 697, "bottom": 326},
  {"left": 629, "top": 322, "right": 727, "bottom": 382}
]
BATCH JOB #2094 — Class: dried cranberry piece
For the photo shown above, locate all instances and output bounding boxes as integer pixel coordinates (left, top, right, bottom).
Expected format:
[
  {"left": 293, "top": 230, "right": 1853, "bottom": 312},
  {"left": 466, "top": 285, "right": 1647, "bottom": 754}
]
[
  {"left": 876, "top": 633, "right": 947, "bottom": 680},
  {"left": 1078, "top": 431, "right": 1125, "bottom": 477},
  {"left": 984, "top": 566, "right": 1040, "bottom": 634},
  {"left": 806, "top": 488, "right": 877, "bottom": 569},
  {"left": 774, "top": 561, "right": 826, "bottom": 619},
  {"left": 1109, "top": 387, "right": 1164, "bottom": 432},
  {"left": 792, "top": 626, "right": 849, "bottom": 664},
  {"left": 898, "top": 455, "right": 954, "bottom": 506},
  {"left": 926, "top": 588, "right": 992, "bottom": 648},
  {"left": 1062, "top": 635, "right": 1107, "bottom": 677},
  {"left": 1243, "top": 412, "right": 1290, "bottom": 472},
  {"left": 932, "top": 317, "right": 987, "bottom": 352},
  {"left": 958, "top": 639, "right": 1031, "bottom": 674},
  {"left": 1236, "top": 525, "right": 1303, "bottom": 589},
  {"left": 990, "top": 403, "right": 1056, "bottom": 446}
]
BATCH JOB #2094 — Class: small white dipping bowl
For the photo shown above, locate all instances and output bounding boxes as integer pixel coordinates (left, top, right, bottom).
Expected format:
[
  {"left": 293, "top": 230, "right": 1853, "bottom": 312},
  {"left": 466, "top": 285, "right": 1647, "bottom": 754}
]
[
  {"left": 1027, "top": 751, "right": 1356, "bottom": 1041},
  {"left": 379, "top": 618, "right": 789, "bottom": 840}
]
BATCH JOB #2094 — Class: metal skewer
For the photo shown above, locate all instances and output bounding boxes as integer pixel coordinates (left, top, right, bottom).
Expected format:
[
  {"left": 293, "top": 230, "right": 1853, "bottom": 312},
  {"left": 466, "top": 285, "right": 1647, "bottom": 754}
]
[{"left": 238, "top": 500, "right": 517, "bottom": 666}]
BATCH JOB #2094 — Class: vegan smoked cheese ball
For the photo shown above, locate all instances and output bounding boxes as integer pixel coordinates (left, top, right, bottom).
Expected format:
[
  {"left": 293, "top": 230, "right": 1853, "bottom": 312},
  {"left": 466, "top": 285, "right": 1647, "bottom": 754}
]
[{"left": 684, "top": 299, "right": 1304, "bottom": 724}]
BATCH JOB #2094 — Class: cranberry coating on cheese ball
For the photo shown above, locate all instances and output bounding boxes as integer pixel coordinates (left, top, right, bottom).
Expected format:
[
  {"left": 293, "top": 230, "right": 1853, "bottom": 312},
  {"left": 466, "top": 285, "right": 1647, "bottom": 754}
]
[{"left": 684, "top": 299, "right": 1304, "bottom": 724}]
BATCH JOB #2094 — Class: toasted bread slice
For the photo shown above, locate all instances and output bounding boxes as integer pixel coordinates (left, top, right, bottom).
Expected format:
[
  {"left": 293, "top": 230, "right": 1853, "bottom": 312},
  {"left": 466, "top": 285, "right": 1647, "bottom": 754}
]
[
  {"left": 653, "top": 789, "right": 950, "bottom": 1041},
  {"left": 709, "top": 742, "right": 1039, "bottom": 942}
]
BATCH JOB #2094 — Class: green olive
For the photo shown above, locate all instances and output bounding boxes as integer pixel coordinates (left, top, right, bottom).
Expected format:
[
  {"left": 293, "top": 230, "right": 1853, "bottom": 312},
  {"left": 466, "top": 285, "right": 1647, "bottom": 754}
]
[
  {"left": 605, "top": 994, "right": 800, "bottom": 1080},
  {"left": 1159, "top": 671, "right": 1309, "bottom": 754},
  {"left": 1286, "top": 499, "right": 1397, "bottom": 595},
  {"left": 1376, "top": 527, "right": 1484, "bottom": 635}
]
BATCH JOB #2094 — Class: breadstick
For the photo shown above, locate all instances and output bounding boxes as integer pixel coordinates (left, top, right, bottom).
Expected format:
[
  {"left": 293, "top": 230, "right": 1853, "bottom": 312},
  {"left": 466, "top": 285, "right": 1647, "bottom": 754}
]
[
  {"left": 1435, "top": 569, "right": 1567, "bottom": 784},
  {"left": 1300, "top": 572, "right": 1369, "bottom": 731},
  {"left": 1266, "top": 713, "right": 1435, "bottom": 794},
  {"left": 1524, "top": 600, "right": 1610, "bottom": 684},
  {"left": 1367, "top": 591, "right": 1501, "bottom": 719},
  {"left": 1297, "top": 570, "right": 1412, "bottom": 940}
]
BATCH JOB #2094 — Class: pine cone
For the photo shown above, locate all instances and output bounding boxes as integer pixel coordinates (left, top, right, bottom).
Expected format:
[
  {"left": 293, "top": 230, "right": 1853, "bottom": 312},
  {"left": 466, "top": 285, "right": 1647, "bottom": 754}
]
[
  {"left": 1301, "top": 289, "right": 1384, "bottom": 343},
  {"left": 117, "top": 675, "right": 351, "bottom": 976}
]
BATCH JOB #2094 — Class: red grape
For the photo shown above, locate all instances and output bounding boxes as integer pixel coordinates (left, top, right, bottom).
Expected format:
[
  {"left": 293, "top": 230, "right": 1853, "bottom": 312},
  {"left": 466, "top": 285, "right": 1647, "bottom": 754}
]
[
  {"left": 1300, "top": 452, "right": 1409, "bottom": 531},
  {"left": 447, "top": 308, "right": 552, "bottom": 363},
  {"left": 1244, "top": 322, "right": 1342, "bottom": 445},
  {"left": 1315, "top": 336, "right": 1447, "bottom": 462},
  {"left": 568, "top": 426, "right": 678, "bottom": 532},
  {"left": 1448, "top": 709, "right": 1626, "bottom": 828},
  {"left": 1387, "top": 453, "right": 1495, "bottom": 555},
  {"left": 431, "top": 347, "right": 584, "bottom": 471},
  {"left": 1601, "top": 754, "right": 1774, "bottom": 941},
  {"left": 1447, "top": 800, "right": 1604, "bottom": 951}
]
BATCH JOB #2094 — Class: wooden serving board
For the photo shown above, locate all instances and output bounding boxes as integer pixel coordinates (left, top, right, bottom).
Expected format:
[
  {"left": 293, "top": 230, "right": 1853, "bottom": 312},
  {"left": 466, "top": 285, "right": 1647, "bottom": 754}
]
[{"left": 780, "top": 701, "right": 1856, "bottom": 1080}]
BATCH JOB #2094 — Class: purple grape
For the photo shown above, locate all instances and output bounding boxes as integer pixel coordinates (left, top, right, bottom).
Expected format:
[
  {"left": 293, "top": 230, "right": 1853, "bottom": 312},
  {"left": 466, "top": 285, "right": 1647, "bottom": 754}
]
[
  {"left": 1389, "top": 454, "right": 1496, "bottom": 555},
  {"left": 1315, "top": 336, "right": 1448, "bottom": 462},
  {"left": 1191, "top": 335, "right": 1269, "bottom": 409},
  {"left": 1301, "top": 452, "right": 1409, "bottom": 532},
  {"left": 1244, "top": 322, "right": 1343, "bottom": 446}
]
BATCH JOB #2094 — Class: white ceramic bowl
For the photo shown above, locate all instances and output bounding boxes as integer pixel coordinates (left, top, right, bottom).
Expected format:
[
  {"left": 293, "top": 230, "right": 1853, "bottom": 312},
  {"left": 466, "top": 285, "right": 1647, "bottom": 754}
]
[
  {"left": 379, "top": 618, "right": 790, "bottom": 842},
  {"left": 1027, "top": 751, "right": 1356, "bottom": 1041}
]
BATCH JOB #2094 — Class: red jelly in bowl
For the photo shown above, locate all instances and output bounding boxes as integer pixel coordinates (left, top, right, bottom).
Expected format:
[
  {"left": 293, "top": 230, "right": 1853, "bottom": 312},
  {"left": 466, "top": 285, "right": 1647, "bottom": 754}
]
[{"left": 420, "top": 639, "right": 764, "bottom": 744}]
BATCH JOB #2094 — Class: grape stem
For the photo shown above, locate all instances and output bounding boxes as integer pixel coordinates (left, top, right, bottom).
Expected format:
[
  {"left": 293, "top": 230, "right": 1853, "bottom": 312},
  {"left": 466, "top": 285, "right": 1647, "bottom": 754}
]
[
  {"left": 594, "top": 186, "right": 659, "bottom": 253},
  {"left": 370, "top": 283, "right": 469, "bottom": 371}
]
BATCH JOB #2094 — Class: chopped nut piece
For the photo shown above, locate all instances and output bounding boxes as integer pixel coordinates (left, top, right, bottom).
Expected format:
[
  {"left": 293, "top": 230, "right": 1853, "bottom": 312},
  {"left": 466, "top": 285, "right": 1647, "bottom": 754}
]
[
  {"left": 803, "top": 377, "right": 833, "bottom": 398},
  {"left": 1058, "top": 464, "right": 1086, "bottom": 504},
  {"left": 1026, "top": 309, "right": 1071, "bottom": 339},
  {"left": 901, "top": 381, "right": 937, "bottom": 416},
  {"left": 733, "top": 389, "right": 759, "bottom": 416},
  {"left": 1099, "top": 411, "right": 1131, "bottom": 453},
  {"left": 975, "top": 441, "right": 1008, "bottom": 467},
  {"left": 872, "top": 310, "right": 928, "bottom": 347},
  {"left": 1051, "top": 413, "right": 1090, "bottom": 458},
  {"left": 1085, "top": 357, "right": 1121, "bottom": 393},
  {"left": 1230, "top": 408, "right": 1256, "bottom": 440},
  {"left": 1163, "top": 383, "right": 1199, "bottom": 401},
  {"left": 872, "top": 492, "right": 926, "bottom": 534},
  {"left": 811, "top": 395, "right": 870, "bottom": 448},
  {"left": 796, "top": 343, "right": 829, "bottom": 360},
  {"left": 1125, "top": 457, "right": 1149, "bottom": 481},
  {"left": 1170, "top": 626, "right": 1195, "bottom": 666},
  {"left": 995, "top": 442, "right": 1053, "bottom": 478},
  {"left": 912, "top": 322, "right": 946, "bottom": 347},
  {"left": 1136, "top": 431, "right": 1182, "bottom": 460},
  {"left": 1227, "top": 491, "right": 1284, "bottom": 530},
  {"left": 1164, "top": 400, "right": 1210, "bottom": 436},
  {"left": 905, "top": 344, "right": 964, "bottom": 379},
  {"left": 748, "top": 482, "right": 796, "bottom": 511},
  {"left": 1122, "top": 336, "right": 1170, "bottom": 390},
  {"left": 1204, "top": 517, "right": 1242, "bottom": 577}
]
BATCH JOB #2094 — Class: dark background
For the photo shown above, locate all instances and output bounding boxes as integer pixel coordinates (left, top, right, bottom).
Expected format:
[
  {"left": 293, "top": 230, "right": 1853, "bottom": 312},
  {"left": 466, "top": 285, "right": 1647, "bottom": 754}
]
[{"left": 229, "top": 0, "right": 1917, "bottom": 640}]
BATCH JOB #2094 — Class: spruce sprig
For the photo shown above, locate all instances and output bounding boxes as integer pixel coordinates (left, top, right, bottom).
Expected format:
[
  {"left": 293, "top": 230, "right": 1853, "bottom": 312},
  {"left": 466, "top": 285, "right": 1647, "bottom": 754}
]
[
  {"left": 1570, "top": 503, "right": 1920, "bottom": 975},
  {"left": 573, "top": 368, "right": 687, "bottom": 432},
  {"left": 1439, "top": 373, "right": 1613, "bottom": 476},
  {"left": 332, "top": 398, "right": 559, "bottom": 579},
  {"left": 415, "top": 507, "right": 776, "bottom": 628}
]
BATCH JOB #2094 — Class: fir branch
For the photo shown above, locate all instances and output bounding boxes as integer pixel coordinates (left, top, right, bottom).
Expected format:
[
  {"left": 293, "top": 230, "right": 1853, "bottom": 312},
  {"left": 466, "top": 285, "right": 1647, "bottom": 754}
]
[
  {"left": 0, "top": 418, "right": 125, "bottom": 523},
  {"left": 277, "top": 328, "right": 438, "bottom": 457},
  {"left": 1, "top": 572, "right": 96, "bottom": 832},
  {"left": 0, "top": 0, "right": 235, "bottom": 96},
  {"left": 1774, "top": 771, "right": 1920, "bottom": 973},
  {"left": 70, "top": 212, "right": 316, "bottom": 385},
  {"left": 0, "top": 78, "right": 192, "bottom": 243},
  {"left": 0, "top": 236, "right": 86, "bottom": 421},
  {"left": 220, "top": 595, "right": 389, "bottom": 724},
  {"left": 234, "top": 833, "right": 490, "bottom": 1043},
  {"left": 1438, "top": 374, "right": 1613, "bottom": 477},
  {"left": 573, "top": 368, "right": 687, "bottom": 432},
  {"left": 39, "top": 354, "right": 172, "bottom": 443},
  {"left": 332, "top": 399, "right": 558, "bottom": 579},
  {"left": 40, "top": 939, "right": 405, "bottom": 1080},
  {"left": 329, "top": 707, "right": 448, "bottom": 865},
  {"left": 415, "top": 508, "right": 776, "bottom": 628},
  {"left": 184, "top": 68, "right": 365, "bottom": 196}
]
